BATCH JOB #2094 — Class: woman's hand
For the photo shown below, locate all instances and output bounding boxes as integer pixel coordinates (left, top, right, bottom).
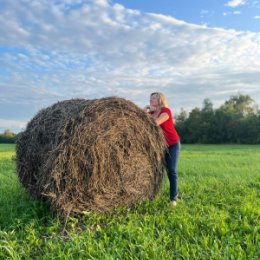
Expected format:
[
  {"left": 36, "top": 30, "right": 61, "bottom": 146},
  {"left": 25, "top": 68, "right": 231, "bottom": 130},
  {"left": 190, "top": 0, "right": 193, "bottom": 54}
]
[{"left": 144, "top": 105, "right": 150, "bottom": 112}]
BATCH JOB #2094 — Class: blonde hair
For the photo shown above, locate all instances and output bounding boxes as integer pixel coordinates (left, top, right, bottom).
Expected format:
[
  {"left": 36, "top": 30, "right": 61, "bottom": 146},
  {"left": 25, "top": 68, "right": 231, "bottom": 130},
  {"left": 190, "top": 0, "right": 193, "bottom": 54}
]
[{"left": 150, "top": 92, "right": 169, "bottom": 108}]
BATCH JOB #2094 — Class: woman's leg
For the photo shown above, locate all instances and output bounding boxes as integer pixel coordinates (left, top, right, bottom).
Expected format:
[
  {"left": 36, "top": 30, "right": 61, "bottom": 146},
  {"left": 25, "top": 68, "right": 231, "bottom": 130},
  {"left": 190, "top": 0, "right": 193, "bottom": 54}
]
[{"left": 165, "top": 142, "right": 180, "bottom": 201}]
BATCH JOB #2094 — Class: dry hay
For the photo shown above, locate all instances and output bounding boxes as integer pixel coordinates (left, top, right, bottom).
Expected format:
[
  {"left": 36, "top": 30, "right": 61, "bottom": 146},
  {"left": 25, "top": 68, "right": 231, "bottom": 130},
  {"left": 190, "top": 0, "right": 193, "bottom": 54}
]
[{"left": 16, "top": 97, "right": 166, "bottom": 217}]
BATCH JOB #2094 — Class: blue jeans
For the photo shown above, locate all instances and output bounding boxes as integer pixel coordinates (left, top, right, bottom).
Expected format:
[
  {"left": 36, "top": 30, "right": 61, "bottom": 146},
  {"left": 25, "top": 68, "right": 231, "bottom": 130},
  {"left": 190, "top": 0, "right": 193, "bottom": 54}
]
[{"left": 165, "top": 141, "right": 180, "bottom": 201}]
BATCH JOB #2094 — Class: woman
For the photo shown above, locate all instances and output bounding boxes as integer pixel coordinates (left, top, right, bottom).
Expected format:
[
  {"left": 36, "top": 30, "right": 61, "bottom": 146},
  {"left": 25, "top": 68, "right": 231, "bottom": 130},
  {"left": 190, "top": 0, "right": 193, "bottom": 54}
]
[{"left": 145, "top": 92, "right": 180, "bottom": 207}]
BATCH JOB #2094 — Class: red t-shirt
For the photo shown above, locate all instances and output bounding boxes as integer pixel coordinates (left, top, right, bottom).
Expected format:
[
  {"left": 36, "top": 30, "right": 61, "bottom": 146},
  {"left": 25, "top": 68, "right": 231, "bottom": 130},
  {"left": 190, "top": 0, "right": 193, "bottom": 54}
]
[{"left": 151, "top": 107, "right": 180, "bottom": 146}]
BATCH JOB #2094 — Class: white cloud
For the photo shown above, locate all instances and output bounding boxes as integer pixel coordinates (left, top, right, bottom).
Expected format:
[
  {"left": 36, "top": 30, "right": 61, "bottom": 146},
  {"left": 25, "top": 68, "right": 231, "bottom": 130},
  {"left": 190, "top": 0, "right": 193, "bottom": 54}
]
[
  {"left": 200, "top": 9, "right": 215, "bottom": 18},
  {"left": 225, "top": 0, "right": 247, "bottom": 8},
  {"left": 0, "top": 0, "right": 260, "bottom": 132},
  {"left": 200, "top": 10, "right": 209, "bottom": 14},
  {"left": 223, "top": 10, "right": 242, "bottom": 16},
  {"left": 0, "top": 119, "right": 27, "bottom": 129},
  {"left": 254, "top": 15, "right": 260, "bottom": 19}
]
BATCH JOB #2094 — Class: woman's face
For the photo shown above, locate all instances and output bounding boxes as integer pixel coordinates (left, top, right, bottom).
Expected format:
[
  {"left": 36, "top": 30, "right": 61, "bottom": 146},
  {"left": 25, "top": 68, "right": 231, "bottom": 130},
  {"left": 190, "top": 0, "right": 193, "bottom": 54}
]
[{"left": 150, "top": 94, "right": 159, "bottom": 109}]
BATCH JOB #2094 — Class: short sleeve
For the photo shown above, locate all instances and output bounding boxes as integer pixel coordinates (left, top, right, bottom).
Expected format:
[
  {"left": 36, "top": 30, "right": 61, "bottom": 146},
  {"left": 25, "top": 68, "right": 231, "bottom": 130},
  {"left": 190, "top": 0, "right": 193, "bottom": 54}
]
[{"left": 160, "top": 107, "right": 171, "bottom": 117}]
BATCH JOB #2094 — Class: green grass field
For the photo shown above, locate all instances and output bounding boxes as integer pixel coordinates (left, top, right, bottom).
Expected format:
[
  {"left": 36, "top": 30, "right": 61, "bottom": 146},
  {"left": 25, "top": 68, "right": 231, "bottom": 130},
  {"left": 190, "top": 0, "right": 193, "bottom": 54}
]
[{"left": 0, "top": 144, "right": 259, "bottom": 260}]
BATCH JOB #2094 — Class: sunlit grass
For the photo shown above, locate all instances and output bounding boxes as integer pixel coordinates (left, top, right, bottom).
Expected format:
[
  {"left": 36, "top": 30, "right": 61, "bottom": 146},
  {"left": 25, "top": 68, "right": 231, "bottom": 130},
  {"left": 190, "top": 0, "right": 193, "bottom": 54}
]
[{"left": 0, "top": 144, "right": 259, "bottom": 260}]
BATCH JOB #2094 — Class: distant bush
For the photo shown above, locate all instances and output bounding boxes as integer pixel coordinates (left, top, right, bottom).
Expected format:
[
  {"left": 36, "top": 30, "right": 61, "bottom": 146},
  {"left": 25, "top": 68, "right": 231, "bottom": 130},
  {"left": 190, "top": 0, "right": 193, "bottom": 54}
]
[{"left": 0, "top": 129, "right": 18, "bottom": 143}]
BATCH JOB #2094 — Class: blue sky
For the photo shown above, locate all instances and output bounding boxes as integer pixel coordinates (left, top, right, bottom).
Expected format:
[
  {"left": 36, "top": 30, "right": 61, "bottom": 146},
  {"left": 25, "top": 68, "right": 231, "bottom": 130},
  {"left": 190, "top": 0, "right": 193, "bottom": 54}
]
[
  {"left": 0, "top": 0, "right": 260, "bottom": 133},
  {"left": 114, "top": 0, "right": 260, "bottom": 31}
]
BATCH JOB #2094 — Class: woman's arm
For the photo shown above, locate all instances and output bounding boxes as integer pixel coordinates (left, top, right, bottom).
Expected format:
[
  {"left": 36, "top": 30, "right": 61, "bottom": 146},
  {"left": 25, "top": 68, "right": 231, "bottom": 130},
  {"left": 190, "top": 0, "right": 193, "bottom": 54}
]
[{"left": 155, "top": 112, "right": 169, "bottom": 125}]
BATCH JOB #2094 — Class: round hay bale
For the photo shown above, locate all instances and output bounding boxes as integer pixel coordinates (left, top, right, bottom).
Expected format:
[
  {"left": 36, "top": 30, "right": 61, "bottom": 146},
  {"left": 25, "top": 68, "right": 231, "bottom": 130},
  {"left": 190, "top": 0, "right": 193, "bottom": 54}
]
[{"left": 16, "top": 97, "right": 166, "bottom": 217}]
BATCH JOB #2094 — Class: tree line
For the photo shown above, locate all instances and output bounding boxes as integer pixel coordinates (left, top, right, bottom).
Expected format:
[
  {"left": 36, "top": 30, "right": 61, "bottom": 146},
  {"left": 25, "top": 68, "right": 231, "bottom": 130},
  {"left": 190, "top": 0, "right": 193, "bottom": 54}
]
[
  {"left": 175, "top": 94, "right": 260, "bottom": 144},
  {"left": 1, "top": 94, "right": 259, "bottom": 144}
]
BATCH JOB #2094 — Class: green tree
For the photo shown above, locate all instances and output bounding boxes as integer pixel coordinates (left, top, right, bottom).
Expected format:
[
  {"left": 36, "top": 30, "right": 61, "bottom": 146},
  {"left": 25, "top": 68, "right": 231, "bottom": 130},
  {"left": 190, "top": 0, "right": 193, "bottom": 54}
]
[
  {"left": 222, "top": 94, "right": 254, "bottom": 117},
  {"left": 0, "top": 129, "right": 17, "bottom": 143}
]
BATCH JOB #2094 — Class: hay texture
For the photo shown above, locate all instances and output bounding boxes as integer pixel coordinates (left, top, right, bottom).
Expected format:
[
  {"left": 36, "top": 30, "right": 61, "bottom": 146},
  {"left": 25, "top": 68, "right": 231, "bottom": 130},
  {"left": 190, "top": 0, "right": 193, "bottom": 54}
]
[{"left": 16, "top": 97, "right": 166, "bottom": 217}]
